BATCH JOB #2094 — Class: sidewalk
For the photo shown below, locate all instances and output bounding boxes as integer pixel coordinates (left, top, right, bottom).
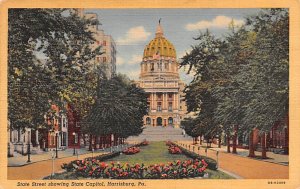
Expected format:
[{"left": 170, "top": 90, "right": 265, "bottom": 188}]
[
  {"left": 8, "top": 146, "right": 121, "bottom": 167},
  {"left": 7, "top": 151, "right": 108, "bottom": 180},
  {"left": 176, "top": 141, "right": 288, "bottom": 179},
  {"left": 191, "top": 143, "right": 288, "bottom": 166}
]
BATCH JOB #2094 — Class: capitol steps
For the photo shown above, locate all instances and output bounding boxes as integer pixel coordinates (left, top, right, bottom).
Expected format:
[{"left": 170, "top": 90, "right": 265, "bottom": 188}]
[{"left": 127, "top": 126, "right": 193, "bottom": 142}]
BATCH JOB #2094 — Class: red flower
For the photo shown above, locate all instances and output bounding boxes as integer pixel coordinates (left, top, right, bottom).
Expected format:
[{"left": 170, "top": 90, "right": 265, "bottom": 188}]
[
  {"left": 100, "top": 162, "right": 107, "bottom": 168},
  {"left": 161, "top": 174, "right": 167, "bottom": 178}
]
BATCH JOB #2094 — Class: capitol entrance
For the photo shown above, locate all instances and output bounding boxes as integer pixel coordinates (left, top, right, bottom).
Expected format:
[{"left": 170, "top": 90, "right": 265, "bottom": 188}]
[{"left": 157, "top": 117, "right": 162, "bottom": 126}]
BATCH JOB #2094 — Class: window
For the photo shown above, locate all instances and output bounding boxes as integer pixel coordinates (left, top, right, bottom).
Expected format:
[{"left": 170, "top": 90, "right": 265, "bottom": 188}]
[
  {"left": 168, "top": 102, "right": 173, "bottom": 112},
  {"left": 157, "top": 102, "right": 162, "bottom": 112},
  {"left": 61, "top": 132, "right": 67, "bottom": 146},
  {"left": 165, "top": 63, "right": 169, "bottom": 70},
  {"left": 146, "top": 102, "right": 150, "bottom": 112},
  {"left": 103, "top": 57, "right": 107, "bottom": 63},
  {"left": 62, "top": 117, "right": 67, "bottom": 127},
  {"left": 146, "top": 117, "right": 151, "bottom": 125},
  {"left": 168, "top": 117, "right": 173, "bottom": 124},
  {"left": 150, "top": 63, "right": 154, "bottom": 71},
  {"left": 168, "top": 94, "right": 173, "bottom": 101},
  {"left": 74, "top": 133, "right": 78, "bottom": 144},
  {"left": 157, "top": 94, "right": 162, "bottom": 101},
  {"left": 103, "top": 40, "right": 106, "bottom": 46},
  {"left": 96, "top": 56, "right": 100, "bottom": 62}
]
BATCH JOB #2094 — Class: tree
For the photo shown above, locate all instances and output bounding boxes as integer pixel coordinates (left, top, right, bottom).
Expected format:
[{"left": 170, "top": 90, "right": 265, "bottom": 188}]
[
  {"left": 180, "top": 9, "right": 288, "bottom": 158},
  {"left": 83, "top": 74, "right": 148, "bottom": 146},
  {"left": 180, "top": 30, "right": 225, "bottom": 146},
  {"left": 8, "top": 9, "right": 101, "bottom": 131}
]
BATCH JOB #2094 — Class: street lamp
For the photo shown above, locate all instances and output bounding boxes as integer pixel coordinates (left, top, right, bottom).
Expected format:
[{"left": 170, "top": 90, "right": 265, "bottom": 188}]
[
  {"left": 27, "top": 131, "right": 31, "bottom": 163},
  {"left": 72, "top": 132, "right": 76, "bottom": 155}
]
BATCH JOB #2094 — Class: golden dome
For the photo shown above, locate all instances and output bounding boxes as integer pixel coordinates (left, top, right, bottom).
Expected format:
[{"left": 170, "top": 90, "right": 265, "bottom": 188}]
[{"left": 143, "top": 23, "right": 176, "bottom": 59}]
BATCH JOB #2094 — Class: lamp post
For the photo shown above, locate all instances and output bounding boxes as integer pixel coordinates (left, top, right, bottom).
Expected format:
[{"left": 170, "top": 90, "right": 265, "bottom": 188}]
[
  {"left": 27, "top": 131, "right": 31, "bottom": 163},
  {"left": 72, "top": 132, "right": 76, "bottom": 155},
  {"left": 55, "top": 133, "right": 58, "bottom": 158}
]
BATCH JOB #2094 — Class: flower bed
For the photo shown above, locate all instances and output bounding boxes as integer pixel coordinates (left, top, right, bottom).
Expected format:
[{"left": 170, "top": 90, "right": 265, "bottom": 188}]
[
  {"left": 166, "top": 141, "right": 182, "bottom": 154},
  {"left": 61, "top": 152, "right": 120, "bottom": 172},
  {"left": 168, "top": 145, "right": 182, "bottom": 154},
  {"left": 123, "top": 146, "right": 140, "bottom": 155},
  {"left": 62, "top": 159, "right": 208, "bottom": 179}
]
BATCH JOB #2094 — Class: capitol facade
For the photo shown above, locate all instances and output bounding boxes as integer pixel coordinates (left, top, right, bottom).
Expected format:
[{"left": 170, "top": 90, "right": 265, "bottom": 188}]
[{"left": 137, "top": 21, "right": 187, "bottom": 128}]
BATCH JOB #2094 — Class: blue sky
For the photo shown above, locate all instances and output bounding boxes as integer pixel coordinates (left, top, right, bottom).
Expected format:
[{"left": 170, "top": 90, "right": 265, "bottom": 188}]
[{"left": 86, "top": 9, "right": 261, "bottom": 83}]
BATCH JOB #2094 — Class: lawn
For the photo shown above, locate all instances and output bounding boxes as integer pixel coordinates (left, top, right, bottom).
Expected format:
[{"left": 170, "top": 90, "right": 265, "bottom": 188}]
[
  {"left": 104, "top": 141, "right": 191, "bottom": 166},
  {"left": 46, "top": 141, "right": 235, "bottom": 179}
]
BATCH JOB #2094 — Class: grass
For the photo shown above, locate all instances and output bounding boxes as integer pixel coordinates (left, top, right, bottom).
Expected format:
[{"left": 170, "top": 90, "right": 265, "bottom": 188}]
[
  {"left": 104, "top": 141, "right": 191, "bottom": 166},
  {"left": 45, "top": 141, "right": 235, "bottom": 179}
]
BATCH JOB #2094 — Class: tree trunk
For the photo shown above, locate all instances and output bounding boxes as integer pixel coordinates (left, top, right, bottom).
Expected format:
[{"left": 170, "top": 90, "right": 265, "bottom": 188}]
[
  {"left": 261, "top": 132, "right": 267, "bottom": 159},
  {"left": 88, "top": 134, "right": 92, "bottom": 151},
  {"left": 218, "top": 134, "right": 221, "bottom": 148},
  {"left": 227, "top": 134, "right": 231, "bottom": 153},
  {"left": 232, "top": 126, "right": 238, "bottom": 154},
  {"left": 248, "top": 130, "right": 255, "bottom": 157},
  {"left": 200, "top": 135, "right": 202, "bottom": 145}
]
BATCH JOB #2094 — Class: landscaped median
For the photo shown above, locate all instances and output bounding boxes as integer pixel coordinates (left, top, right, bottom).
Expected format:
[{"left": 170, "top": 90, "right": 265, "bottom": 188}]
[{"left": 44, "top": 141, "right": 234, "bottom": 179}]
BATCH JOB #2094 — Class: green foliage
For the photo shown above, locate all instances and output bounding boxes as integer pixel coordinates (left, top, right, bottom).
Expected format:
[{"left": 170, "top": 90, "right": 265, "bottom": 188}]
[
  {"left": 180, "top": 8, "right": 289, "bottom": 138},
  {"left": 83, "top": 74, "right": 148, "bottom": 138},
  {"left": 8, "top": 9, "right": 101, "bottom": 130}
]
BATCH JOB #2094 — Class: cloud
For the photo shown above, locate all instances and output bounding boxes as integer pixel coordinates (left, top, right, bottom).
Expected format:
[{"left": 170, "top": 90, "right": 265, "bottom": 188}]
[
  {"left": 126, "top": 69, "right": 141, "bottom": 80},
  {"left": 177, "top": 48, "right": 192, "bottom": 59},
  {"left": 185, "top": 16, "right": 245, "bottom": 31},
  {"left": 116, "top": 57, "right": 125, "bottom": 65},
  {"left": 128, "top": 54, "right": 143, "bottom": 65},
  {"left": 117, "top": 26, "right": 151, "bottom": 45}
]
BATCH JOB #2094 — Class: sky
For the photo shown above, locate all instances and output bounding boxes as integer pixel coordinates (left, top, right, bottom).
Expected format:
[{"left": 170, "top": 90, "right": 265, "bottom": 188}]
[{"left": 85, "top": 9, "right": 262, "bottom": 83}]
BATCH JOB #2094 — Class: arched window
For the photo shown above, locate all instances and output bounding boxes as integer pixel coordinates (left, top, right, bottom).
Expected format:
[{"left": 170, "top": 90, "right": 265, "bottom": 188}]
[
  {"left": 146, "top": 117, "right": 151, "bottom": 125},
  {"left": 150, "top": 63, "right": 154, "bottom": 71},
  {"left": 168, "top": 117, "right": 173, "bottom": 124}
]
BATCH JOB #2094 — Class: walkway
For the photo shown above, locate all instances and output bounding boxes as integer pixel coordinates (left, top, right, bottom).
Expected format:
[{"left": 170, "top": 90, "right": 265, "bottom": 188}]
[
  {"left": 176, "top": 141, "right": 288, "bottom": 179},
  {"left": 8, "top": 147, "right": 117, "bottom": 167},
  {"left": 7, "top": 151, "right": 107, "bottom": 180}
]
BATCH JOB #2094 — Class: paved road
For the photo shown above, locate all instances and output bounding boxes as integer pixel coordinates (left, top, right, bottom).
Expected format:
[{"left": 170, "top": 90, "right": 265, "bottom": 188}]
[{"left": 177, "top": 141, "right": 288, "bottom": 179}]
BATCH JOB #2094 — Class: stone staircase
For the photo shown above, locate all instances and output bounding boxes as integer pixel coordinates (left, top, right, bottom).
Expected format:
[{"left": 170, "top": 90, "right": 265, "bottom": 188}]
[{"left": 127, "top": 126, "right": 192, "bottom": 142}]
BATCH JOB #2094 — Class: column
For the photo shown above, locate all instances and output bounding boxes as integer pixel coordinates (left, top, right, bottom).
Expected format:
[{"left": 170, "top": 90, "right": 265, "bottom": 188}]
[
  {"left": 151, "top": 93, "right": 154, "bottom": 110},
  {"left": 154, "top": 93, "right": 157, "bottom": 110},
  {"left": 163, "top": 93, "right": 166, "bottom": 110},
  {"left": 173, "top": 93, "right": 176, "bottom": 110}
]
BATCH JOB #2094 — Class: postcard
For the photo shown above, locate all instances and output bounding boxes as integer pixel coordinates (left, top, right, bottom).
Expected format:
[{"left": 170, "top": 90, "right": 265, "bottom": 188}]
[{"left": 0, "top": 0, "right": 300, "bottom": 189}]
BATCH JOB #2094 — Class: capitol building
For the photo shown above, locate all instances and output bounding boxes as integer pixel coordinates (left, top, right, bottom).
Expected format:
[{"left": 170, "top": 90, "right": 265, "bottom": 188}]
[{"left": 137, "top": 21, "right": 187, "bottom": 128}]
